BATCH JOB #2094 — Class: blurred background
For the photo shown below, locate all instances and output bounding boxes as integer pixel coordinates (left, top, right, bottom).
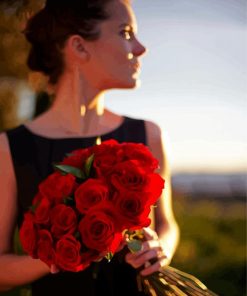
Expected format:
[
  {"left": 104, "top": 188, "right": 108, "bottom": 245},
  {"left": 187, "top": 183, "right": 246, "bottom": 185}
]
[{"left": 0, "top": 0, "right": 246, "bottom": 295}]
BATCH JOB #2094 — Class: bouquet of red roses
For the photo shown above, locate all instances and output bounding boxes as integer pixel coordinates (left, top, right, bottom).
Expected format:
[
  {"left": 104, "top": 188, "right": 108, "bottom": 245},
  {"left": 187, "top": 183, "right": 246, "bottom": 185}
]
[
  {"left": 19, "top": 139, "right": 164, "bottom": 272},
  {"left": 19, "top": 139, "right": 217, "bottom": 295}
]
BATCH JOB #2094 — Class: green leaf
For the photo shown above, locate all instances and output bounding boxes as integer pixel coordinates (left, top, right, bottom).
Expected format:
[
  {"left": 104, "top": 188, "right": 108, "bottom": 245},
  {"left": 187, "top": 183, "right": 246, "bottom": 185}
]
[
  {"left": 127, "top": 239, "right": 142, "bottom": 253},
  {"left": 54, "top": 164, "right": 86, "bottom": 179},
  {"left": 63, "top": 196, "right": 74, "bottom": 205},
  {"left": 84, "top": 154, "right": 94, "bottom": 177},
  {"left": 105, "top": 252, "right": 114, "bottom": 262}
]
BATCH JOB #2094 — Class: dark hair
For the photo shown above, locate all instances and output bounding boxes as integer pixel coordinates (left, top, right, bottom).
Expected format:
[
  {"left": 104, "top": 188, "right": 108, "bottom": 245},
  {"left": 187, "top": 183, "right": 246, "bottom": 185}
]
[{"left": 24, "top": 0, "right": 113, "bottom": 84}]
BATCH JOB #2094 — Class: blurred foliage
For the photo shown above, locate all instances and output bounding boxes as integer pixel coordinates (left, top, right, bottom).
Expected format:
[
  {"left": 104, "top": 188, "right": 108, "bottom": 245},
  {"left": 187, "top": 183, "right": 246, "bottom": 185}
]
[
  {"left": 0, "top": 78, "right": 20, "bottom": 129},
  {"left": 0, "top": 78, "right": 36, "bottom": 130},
  {"left": 172, "top": 195, "right": 246, "bottom": 296},
  {"left": 0, "top": 0, "right": 45, "bottom": 131},
  {"left": 0, "top": 0, "right": 45, "bottom": 18},
  {"left": 1, "top": 195, "right": 246, "bottom": 296},
  {"left": 0, "top": 0, "right": 45, "bottom": 79}
]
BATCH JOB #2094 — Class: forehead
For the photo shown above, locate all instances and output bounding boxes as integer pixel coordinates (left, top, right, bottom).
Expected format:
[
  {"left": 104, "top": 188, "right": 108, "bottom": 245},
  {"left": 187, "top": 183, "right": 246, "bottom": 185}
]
[{"left": 104, "top": 0, "right": 137, "bottom": 31}]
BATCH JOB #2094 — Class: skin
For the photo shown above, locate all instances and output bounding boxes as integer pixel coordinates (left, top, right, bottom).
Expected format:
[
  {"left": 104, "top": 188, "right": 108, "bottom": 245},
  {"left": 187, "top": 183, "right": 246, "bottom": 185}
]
[{"left": 0, "top": 0, "right": 179, "bottom": 290}]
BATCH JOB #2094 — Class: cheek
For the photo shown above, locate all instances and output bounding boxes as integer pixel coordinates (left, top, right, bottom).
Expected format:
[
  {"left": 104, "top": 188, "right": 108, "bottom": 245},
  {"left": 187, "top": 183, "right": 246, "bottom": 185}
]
[
  {"left": 98, "top": 41, "right": 130, "bottom": 67},
  {"left": 88, "top": 42, "right": 137, "bottom": 88}
]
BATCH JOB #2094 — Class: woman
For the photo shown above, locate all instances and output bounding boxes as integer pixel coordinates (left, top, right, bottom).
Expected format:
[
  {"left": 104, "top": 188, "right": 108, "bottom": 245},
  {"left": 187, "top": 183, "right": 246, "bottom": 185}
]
[{"left": 0, "top": 0, "right": 179, "bottom": 295}]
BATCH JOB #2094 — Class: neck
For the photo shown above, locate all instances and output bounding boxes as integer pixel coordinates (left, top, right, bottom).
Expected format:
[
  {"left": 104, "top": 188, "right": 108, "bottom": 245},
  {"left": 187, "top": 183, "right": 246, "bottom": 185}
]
[{"left": 47, "top": 70, "right": 105, "bottom": 135}]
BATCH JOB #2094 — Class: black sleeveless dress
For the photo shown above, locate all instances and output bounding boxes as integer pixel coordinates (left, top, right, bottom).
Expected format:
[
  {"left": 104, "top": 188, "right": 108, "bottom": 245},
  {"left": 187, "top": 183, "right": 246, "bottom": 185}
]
[{"left": 6, "top": 116, "right": 147, "bottom": 296}]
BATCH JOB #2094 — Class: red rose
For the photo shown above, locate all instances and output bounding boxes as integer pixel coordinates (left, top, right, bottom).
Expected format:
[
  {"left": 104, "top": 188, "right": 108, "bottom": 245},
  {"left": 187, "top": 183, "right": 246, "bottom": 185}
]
[
  {"left": 39, "top": 172, "right": 76, "bottom": 204},
  {"left": 50, "top": 204, "right": 77, "bottom": 239},
  {"left": 34, "top": 195, "right": 51, "bottom": 226},
  {"left": 75, "top": 179, "right": 109, "bottom": 214},
  {"left": 146, "top": 173, "right": 165, "bottom": 204},
  {"left": 111, "top": 160, "right": 165, "bottom": 200},
  {"left": 79, "top": 203, "right": 122, "bottom": 253},
  {"left": 19, "top": 213, "right": 38, "bottom": 258},
  {"left": 80, "top": 249, "right": 100, "bottom": 268},
  {"left": 113, "top": 191, "right": 151, "bottom": 230},
  {"left": 37, "top": 230, "right": 55, "bottom": 267},
  {"left": 110, "top": 160, "right": 149, "bottom": 192},
  {"left": 61, "top": 147, "right": 92, "bottom": 168},
  {"left": 92, "top": 139, "right": 119, "bottom": 154},
  {"left": 92, "top": 140, "right": 123, "bottom": 177},
  {"left": 31, "top": 192, "right": 43, "bottom": 206},
  {"left": 55, "top": 235, "right": 82, "bottom": 272},
  {"left": 122, "top": 143, "right": 159, "bottom": 172}
]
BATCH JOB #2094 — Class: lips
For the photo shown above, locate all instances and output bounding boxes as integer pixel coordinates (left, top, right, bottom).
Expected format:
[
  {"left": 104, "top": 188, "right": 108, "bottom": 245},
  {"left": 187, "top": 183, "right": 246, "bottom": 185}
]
[{"left": 131, "top": 62, "right": 141, "bottom": 72}]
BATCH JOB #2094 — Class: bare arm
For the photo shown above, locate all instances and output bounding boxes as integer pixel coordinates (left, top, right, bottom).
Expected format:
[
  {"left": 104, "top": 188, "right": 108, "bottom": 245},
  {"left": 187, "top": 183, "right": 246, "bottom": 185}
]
[
  {"left": 0, "top": 133, "right": 50, "bottom": 292},
  {"left": 125, "top": 120, "right": 180, "bottom": 275},
  {"left": 145, "top": 120, "right": 180, "bottom": 260}
]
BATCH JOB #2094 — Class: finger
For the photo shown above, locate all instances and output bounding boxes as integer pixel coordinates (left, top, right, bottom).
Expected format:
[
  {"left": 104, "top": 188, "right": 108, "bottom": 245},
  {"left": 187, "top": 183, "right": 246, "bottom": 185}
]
[
  {"left": 140, "top": 256, "right": 169, "bottom": 276},
  {"left": 125, "top": 252, "right": 138, "bottom": 264},
  {"left": 131, "top": 249, "right": 161, "bottom": 268},
  {"left": 135, "top": 240, "right": 162, "bottom": 256},
  {"left": 125, "top": 243, "right": 162, "bottom": 262},
  {"left": 126, "top": 246, "right": 164, "bottom": 269},
  {"left": 143, "top": 227, "right": 158, "bottom": 240}
]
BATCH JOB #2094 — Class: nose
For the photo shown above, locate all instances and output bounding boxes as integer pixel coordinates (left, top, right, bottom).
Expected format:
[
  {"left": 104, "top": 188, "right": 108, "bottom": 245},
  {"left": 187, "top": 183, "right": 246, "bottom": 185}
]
[{"left": 133, "top": 38, "right": 147, "bottom": 57}]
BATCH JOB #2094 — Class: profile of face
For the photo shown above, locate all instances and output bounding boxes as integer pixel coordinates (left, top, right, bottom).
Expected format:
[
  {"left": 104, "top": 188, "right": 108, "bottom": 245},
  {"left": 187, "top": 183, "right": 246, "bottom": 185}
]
[{"left": 67, "top": 0, "right": 147, "bottom": 90}]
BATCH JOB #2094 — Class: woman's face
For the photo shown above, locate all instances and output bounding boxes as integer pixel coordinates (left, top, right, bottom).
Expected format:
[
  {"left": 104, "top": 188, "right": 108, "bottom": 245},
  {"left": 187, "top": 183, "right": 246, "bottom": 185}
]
[{"left": 82, "top": 0, "right": 147, "bottom": 90}]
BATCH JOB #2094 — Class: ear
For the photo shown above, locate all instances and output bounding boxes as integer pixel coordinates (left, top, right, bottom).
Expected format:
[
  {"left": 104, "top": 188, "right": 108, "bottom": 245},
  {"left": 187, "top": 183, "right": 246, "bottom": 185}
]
[{"left": 66, "top": 35, "right": 90, "bottom": 62}]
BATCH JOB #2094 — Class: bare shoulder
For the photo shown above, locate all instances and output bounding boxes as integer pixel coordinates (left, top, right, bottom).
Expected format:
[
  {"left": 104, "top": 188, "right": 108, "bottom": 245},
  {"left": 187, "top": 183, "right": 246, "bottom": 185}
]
[
  {"left": 144, "top": 120, "right": 171, "bottom": 175},
  {"left": 144, "top": 120, "right": 162, "bottom": 144},
  {"left": 144, "top": 120, "right": 164, "bottom": 155}
]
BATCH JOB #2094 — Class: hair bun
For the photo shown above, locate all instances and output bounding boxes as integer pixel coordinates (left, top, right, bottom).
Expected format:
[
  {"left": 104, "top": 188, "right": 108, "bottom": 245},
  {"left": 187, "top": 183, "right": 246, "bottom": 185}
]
[{"left": 24, "top": 9, "right": 53, "bottom": 45}]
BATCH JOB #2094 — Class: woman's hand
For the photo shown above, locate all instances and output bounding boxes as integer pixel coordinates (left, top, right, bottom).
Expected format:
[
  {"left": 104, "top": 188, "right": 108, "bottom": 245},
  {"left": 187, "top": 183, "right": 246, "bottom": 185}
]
[{"left": 125, "top": 227, "right": 170, "bottom": 276}]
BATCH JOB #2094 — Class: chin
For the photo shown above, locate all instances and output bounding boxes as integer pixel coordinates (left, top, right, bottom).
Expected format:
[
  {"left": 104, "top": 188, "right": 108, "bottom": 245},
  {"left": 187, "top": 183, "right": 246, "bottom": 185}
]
[
  {"left": 102, "top": 76, "right": 141, "bottom": 90},
  {"left": 117, "top": 78, "right": 141, "bottom": 89}
]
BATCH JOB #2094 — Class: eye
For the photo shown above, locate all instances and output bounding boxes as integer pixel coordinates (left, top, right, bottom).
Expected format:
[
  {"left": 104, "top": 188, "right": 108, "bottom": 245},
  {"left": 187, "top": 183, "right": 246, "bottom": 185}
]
[{"left": 120, "top": 30, "right": 134, "bottom": 41}]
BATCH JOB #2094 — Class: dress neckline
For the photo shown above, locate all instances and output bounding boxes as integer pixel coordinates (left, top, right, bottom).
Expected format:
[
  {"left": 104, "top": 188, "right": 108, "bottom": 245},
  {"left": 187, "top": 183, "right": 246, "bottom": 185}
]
[{"left": 21, "top": 116, "right": 127, "bottom": 141}]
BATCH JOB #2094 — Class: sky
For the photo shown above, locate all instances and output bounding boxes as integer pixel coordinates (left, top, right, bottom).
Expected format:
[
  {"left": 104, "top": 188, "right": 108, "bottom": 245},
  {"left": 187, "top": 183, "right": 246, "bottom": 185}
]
[{"left": 105, "top": 0, "right": 247, "bottom": 174}]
